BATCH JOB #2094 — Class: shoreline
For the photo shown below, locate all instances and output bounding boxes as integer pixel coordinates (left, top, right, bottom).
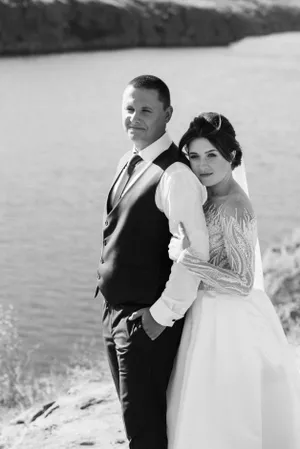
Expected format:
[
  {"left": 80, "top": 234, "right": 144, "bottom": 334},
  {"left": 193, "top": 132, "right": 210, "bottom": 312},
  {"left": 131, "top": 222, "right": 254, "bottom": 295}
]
[{"left": 1, "top": 0, "right": 300, "bottom": 57}]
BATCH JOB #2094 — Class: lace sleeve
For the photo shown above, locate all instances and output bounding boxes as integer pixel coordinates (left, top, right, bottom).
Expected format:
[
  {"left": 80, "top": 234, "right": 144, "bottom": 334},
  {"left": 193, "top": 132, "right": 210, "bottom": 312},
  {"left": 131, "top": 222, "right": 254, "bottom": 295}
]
[{"left": 178, "top": 200, "right": 257, "bottom": 296}]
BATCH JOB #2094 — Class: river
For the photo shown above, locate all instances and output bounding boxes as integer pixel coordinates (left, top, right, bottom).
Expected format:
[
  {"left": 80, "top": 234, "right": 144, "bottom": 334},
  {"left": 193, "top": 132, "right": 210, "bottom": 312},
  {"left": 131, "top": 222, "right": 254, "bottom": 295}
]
[{"left": 1, "top": 32, "right": 300, "bottom": 372}]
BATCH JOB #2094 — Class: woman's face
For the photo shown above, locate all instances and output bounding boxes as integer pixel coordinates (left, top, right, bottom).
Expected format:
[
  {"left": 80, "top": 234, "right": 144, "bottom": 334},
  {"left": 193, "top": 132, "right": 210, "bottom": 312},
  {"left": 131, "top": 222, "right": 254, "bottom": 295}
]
[{"left": 188, "top": 137, "right": 232, "bottom": 187}]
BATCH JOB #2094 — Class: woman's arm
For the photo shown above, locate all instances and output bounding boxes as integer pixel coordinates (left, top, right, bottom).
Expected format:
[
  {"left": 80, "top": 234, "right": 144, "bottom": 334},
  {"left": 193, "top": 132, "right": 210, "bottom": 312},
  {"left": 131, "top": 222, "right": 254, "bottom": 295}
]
[{"left": 178, "top": 199, "right": 256, "bottom": 296}]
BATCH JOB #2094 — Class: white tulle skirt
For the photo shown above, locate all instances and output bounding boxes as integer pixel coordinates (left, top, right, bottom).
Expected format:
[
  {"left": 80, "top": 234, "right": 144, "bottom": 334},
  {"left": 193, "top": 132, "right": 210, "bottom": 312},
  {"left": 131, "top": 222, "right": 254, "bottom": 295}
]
[{"left": 167, "top": 289, "right": 300, "bottom": 449}]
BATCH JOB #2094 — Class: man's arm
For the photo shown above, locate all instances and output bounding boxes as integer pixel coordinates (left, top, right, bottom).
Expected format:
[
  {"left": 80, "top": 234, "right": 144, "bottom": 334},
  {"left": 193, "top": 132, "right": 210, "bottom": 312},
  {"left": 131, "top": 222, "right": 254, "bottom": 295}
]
[{"left": 150, "top": 162, "right": 210, "bottom": 326}]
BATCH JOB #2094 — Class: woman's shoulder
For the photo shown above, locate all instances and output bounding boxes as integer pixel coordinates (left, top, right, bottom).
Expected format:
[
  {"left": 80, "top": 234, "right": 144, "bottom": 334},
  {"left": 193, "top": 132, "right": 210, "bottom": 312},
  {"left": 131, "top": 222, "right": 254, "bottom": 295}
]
[{"left": 221, "top": 186, "right": 255, "bottom": 224}]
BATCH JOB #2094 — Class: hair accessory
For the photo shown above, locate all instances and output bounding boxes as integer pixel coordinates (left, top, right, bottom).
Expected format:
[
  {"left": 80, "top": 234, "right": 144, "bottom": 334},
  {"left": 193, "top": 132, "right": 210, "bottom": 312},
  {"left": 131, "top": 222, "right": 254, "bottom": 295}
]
[{"left": 202, "top": 112, "right": 222, "bottom": 131}]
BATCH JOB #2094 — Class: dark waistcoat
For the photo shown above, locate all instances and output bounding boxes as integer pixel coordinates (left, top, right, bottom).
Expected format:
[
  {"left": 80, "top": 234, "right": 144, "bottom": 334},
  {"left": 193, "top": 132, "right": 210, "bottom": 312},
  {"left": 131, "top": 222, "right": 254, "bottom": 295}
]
[{"left": 97, "top": 143, "right": 188, "bottom": 306}]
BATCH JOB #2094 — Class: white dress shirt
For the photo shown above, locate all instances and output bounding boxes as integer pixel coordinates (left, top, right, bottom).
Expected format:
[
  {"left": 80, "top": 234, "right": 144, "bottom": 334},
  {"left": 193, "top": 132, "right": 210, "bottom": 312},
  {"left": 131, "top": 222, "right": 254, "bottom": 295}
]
[{"left": 113, "top": 132, "right": 209, "bottom": 326}]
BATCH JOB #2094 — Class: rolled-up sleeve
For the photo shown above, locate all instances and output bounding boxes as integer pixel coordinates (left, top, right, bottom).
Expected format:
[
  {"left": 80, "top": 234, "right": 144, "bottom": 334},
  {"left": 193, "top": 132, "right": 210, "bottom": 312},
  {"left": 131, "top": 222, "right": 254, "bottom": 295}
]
[{"left": 150, "top": 162, "right": 209, "bottom": 326}]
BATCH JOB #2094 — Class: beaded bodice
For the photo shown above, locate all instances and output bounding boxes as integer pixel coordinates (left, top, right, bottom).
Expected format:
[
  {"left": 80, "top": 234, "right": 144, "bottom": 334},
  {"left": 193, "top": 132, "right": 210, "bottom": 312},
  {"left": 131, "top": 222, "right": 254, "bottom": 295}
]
[{"left": 180, "top": 199, "right": 257, "bottom": 296}]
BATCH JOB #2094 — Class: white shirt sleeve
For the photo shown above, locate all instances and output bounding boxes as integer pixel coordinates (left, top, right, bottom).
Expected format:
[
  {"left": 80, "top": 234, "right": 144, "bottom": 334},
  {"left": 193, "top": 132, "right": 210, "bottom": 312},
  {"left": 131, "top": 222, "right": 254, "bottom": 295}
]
[{"left": 150, "top": 162, "right": 210, "bottom": 326}]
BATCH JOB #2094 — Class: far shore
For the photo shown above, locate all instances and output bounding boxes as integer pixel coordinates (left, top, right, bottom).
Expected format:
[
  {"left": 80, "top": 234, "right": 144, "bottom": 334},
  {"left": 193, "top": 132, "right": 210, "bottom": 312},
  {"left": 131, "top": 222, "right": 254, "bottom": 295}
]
[{"left": 1, "top": 0, "right": 300, "bottom": 57}]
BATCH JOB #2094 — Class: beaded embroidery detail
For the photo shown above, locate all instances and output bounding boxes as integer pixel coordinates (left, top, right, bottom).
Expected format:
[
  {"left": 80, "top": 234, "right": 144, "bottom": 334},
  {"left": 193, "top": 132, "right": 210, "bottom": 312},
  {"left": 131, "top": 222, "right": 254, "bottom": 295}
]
[{"left": 181, "top": 202, "right": 257, "bottom": 296}]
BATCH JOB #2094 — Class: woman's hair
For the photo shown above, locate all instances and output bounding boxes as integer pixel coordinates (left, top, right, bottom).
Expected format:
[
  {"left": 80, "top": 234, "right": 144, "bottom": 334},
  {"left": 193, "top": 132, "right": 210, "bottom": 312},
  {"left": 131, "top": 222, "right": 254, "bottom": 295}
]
[{"left": 178, "top": 112, "right": 242, "bottom": 169}]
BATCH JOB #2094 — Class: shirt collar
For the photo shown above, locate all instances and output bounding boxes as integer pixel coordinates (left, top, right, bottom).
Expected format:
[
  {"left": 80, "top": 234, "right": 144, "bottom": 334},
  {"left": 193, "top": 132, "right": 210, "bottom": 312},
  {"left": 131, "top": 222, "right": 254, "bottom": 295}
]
[{"left": 133, "top": 132, "right": 172, "bottom": 162}]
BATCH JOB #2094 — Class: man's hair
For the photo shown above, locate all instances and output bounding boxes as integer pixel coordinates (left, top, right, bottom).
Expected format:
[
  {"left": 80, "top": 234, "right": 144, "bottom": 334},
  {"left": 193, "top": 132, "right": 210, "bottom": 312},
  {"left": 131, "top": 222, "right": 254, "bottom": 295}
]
[{"left": 128, "top": 75, "right": 171, "bottom": 110}]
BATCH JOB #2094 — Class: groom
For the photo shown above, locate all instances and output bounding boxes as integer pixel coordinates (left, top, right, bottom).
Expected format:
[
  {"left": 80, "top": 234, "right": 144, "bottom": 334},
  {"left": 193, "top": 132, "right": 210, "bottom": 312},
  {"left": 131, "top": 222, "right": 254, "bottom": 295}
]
[{"left": 95, "top": 75, "right": 209, "bottom": 449}]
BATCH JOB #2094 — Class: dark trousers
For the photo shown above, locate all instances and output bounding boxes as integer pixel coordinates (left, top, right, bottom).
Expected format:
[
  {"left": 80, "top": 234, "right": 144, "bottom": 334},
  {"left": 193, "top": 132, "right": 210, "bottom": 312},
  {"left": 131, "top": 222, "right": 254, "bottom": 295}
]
[{"left": 102, "top": 300, "right": 184, "bottom": 449}]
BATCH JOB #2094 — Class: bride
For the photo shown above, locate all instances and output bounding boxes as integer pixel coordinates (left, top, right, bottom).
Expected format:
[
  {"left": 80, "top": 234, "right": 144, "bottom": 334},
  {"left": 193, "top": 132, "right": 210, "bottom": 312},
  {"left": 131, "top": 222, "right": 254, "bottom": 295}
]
[{"left": 166, "top": 113, "right": 300, "bottom": 449}]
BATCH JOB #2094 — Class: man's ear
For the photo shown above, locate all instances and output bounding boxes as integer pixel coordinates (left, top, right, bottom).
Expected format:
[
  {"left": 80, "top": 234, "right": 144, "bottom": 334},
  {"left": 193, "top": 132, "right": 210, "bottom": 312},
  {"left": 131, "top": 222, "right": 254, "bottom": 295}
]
[{"left": 165, "top": 105, "right": 173, "bottom": 124}]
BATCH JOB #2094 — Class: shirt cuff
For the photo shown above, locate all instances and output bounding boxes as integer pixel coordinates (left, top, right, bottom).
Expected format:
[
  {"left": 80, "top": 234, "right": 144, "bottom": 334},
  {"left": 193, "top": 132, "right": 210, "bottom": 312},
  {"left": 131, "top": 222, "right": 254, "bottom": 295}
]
[{"left": 150, "top": 298, "right": 184, "bottom": 327}]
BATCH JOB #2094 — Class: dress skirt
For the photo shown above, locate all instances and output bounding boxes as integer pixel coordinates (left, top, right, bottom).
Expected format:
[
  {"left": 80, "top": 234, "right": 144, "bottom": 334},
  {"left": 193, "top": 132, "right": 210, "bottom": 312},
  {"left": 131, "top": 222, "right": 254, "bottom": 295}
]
[{"left": 167, "top": 288, "right": 300, "bottom": 449}]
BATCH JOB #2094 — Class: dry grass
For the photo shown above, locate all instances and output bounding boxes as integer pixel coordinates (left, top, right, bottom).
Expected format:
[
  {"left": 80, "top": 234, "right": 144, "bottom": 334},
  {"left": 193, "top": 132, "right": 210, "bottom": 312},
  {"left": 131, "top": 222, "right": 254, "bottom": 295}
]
[{"left": 0, "top": 305, "right": 108, "bottom": 426}]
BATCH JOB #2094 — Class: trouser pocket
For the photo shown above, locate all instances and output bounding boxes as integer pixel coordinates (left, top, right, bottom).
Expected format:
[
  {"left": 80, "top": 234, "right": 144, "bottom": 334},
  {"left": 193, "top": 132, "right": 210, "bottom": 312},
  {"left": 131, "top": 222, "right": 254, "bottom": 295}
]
[{"left": 126, "top": 315, "right": 143, "bottom": 338}]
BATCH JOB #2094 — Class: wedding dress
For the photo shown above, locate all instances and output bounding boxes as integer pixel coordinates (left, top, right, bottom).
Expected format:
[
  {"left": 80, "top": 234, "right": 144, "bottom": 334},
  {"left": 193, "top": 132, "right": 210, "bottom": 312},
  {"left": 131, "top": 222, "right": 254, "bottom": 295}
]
[{"left": 167, "top": 164, "right": 300, "bottom": 449}]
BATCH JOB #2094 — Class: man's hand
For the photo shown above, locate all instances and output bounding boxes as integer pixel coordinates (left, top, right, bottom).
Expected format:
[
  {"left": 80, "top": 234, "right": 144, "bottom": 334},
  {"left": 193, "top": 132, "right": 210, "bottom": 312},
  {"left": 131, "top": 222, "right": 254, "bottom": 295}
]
[{"left": 129, "top": 308, "right": 166, "bottom": 340}]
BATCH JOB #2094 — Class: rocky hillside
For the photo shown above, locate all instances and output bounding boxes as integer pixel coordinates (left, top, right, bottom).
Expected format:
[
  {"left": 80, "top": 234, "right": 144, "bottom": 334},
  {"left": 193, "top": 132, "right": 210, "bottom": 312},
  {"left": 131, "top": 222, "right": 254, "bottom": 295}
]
[{"left": 1, "top": 0, "right": 300, "bottom": 56}]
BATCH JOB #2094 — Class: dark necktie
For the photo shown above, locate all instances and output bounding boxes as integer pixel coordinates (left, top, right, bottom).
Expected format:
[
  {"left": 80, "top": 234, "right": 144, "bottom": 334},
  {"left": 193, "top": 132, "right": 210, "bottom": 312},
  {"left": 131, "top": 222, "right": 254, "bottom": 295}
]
[{"left": 111, "top": 154, "right": 143, "bottom": 208}]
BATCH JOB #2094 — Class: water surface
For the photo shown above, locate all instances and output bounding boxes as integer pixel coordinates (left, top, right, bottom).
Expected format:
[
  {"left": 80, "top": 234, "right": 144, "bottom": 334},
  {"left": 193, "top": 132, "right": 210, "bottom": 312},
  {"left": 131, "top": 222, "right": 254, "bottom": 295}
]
[{"left": 1, "top": 33, "right": 300, "bottom": 371}]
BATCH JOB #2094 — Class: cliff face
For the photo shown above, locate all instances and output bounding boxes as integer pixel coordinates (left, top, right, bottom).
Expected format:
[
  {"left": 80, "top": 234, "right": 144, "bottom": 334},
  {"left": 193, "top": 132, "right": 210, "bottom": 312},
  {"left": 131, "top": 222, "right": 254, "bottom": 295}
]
[{"left": 1, "top": 0, "right": 300, "bottom": 56}]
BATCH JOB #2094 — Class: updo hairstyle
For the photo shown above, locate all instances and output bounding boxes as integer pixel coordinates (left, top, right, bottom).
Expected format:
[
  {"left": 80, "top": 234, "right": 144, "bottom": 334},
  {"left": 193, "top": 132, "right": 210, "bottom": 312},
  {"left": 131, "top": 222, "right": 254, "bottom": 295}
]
[{"left": 178, "top": 112, "right": 242, "bottom": 169}]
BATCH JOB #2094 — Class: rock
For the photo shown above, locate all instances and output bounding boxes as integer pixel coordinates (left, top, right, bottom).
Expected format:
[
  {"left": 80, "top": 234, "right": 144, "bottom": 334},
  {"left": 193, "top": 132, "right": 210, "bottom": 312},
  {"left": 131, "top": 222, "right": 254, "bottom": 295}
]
[{"left": 9, "top": 401, "right": 56, "bottom": 425}]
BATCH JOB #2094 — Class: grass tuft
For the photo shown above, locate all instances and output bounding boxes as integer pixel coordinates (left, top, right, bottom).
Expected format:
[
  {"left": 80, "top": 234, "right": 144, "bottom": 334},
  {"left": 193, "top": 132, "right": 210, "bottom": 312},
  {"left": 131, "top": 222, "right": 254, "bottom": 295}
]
[{"left": 0, "top": 305, "right": 108, "bottom": 425}]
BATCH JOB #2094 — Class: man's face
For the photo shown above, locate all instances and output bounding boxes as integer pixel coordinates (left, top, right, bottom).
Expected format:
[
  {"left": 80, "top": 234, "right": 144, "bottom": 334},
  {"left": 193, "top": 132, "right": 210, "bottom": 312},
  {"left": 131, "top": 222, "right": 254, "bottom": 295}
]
[{"left": 122, "top": 86, "right": 173, "bottom": 150}]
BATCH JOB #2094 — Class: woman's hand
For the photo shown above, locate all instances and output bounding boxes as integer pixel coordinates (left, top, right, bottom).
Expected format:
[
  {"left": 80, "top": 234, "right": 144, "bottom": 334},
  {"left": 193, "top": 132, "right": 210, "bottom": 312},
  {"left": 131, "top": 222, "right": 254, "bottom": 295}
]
[{"left": 168, "top": 222, "right": 190, "bottom": 261}]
